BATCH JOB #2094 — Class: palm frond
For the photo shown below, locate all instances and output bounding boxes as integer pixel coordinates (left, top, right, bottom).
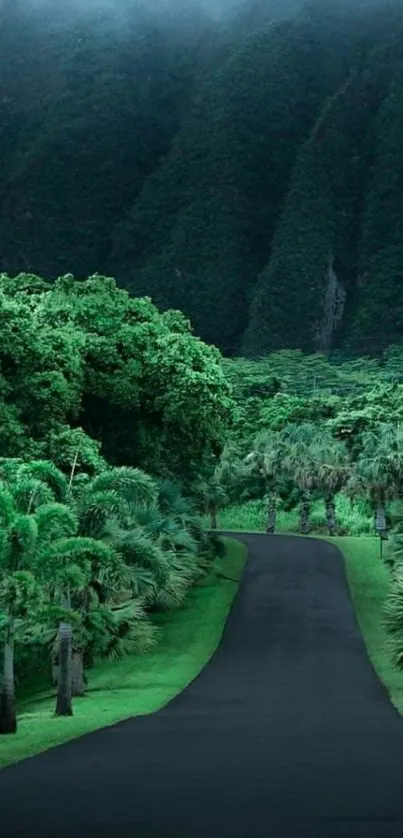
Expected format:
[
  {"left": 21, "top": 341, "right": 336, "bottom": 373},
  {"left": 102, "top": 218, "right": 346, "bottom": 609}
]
[
  {"left": 5, "top": 514, "right": 39, "bottom": 571},
  {"left": 107, "top": 529, "right": 170, "bottom": 589},
  {"left": 34, "top": 502, "right": 78, "bottom": 544},
  {"left": 16, "top": 460, "right": 68, "bottom": 503},
  {"left": 127, "top": 503, "right": 166, "bottom": 536},
  {"left": 78, "top": 489, "right": 128, "bottom": 537},
  {"left": 12, "top": 478, "right": 55, "bottom": 514},
  {"left": 0, "top": 483, "right": 15, "bottom": 528},
  {"left": 126, "top": 564, "right": 159, "bottom": 601},
  {"left": 89, "top": 466, "right": 157, "bottom": 507},
  {"left": 152, "top": 570, "right": 189, "bottom": 611}
]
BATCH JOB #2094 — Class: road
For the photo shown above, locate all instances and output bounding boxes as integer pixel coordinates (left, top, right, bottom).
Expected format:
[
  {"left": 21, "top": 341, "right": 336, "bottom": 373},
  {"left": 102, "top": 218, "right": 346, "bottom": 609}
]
[{"left": 1, "top": 534, "right": 403, "bottom": 837}]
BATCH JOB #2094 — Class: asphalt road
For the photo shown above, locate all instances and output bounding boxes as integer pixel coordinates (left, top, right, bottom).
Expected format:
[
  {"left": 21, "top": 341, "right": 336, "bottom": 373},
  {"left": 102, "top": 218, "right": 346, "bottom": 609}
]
[{"left": 1, "top": 534, "right": 403, "bottom": 838}]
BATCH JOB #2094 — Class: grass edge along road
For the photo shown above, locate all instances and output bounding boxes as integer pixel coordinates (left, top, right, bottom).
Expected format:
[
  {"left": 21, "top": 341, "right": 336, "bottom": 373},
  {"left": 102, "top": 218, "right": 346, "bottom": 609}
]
[
  {"left": 337, "top": 536, "right": 403, "bottom": 715},
  {"left": 0, "top": 536, "right": 247, "bottom": 770}
]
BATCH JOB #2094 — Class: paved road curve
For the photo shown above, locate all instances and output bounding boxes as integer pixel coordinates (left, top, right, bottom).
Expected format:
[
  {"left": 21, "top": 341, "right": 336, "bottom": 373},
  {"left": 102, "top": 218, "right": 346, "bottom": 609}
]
[{"left": 1, "top": 534, "right": 403, "bottom": 838}]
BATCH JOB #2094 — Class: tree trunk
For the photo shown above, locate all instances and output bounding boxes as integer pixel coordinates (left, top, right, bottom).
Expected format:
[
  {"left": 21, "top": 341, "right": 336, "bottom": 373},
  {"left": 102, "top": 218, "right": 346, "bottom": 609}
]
[
  {"left": 326, "top": 496, "right": 336, "bottom": 536},
  {"left": 51, "top": 639, "right": 59, "bottom": 686},
  {"left": 72, "top": 651, "right": 85, "bottom": 697},
  {"left": 0, "top": 630, "right": 17, "bottom": 735},
  {"left": 266, "top": 492, "right": 277, "bottom": 534},
  {"left": 299, "top": 496, "right": 311, "bottom": 535},
  {"left": 55, "top": 622, "right": 73, "bottom": 716},
  {"left": 210, "top": 505, "right": 217, "bottom": 530}
]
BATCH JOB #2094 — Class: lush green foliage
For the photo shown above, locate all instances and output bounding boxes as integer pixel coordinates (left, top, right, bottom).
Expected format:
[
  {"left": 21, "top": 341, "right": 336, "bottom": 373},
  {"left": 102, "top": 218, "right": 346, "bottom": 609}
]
[
  {"left": 0, "top": 275, "right": 233, "bottom": 731},
  {"left": 0, "top": 536, "right": 247, "bottom": 767},
  {"left": 0, "top": 273, "right": 233, "bottom": 484},
  {"left": 209, "top": 351, "right": 403, "bottom": 539},
  {"left": 0, "top": 456, "right": 227, "bottom": 730}
]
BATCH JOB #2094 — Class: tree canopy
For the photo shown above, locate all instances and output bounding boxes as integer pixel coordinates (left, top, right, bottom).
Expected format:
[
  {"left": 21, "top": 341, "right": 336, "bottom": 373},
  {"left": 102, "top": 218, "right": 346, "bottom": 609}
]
[{"left": 0, "top": 273, "right": 234, "bottom": 484}]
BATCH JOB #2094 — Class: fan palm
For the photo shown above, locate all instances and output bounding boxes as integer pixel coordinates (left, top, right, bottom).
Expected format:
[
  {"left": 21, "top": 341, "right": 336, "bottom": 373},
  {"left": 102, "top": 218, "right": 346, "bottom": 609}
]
[
  {"left": 195, "top": 477, "right": 228, "bottom": 530},
  {"left": 349, "top": 424, "right": 403, "bottom": 540},
  {"left": 281, "top": 424, "right": 320, "bottom": 535},
  {"left": 244, "top": 432, "right": 285, "bottom": 533},
  {"left": 308, "top": 433, "right": 349, "bottom": 535}
]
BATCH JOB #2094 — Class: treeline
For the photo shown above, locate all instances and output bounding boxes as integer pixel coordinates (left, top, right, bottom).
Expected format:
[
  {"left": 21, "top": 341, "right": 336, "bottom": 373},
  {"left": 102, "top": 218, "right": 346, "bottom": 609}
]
[
  {"left": 211, "top": 350, "right": 403, "bottom": 538},
  {"left": 2, "top": 0, "right": 403, "bottom": 357}
]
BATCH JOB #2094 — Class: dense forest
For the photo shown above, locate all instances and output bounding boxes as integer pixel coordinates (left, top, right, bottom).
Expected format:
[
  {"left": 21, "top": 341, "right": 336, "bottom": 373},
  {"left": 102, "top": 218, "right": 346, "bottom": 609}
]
[{"left": 2, "top": 0, "right": 403, "bottom": 357}]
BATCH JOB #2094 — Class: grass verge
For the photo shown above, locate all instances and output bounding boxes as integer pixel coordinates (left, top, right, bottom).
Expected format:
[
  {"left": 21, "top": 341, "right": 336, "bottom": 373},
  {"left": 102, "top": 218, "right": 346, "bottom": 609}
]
[
  {"left": 332, "top": 536, "right": 403, "bottom": 714},
  {"left": 0, "top": 536, "right": 247, "bottom": 770}
]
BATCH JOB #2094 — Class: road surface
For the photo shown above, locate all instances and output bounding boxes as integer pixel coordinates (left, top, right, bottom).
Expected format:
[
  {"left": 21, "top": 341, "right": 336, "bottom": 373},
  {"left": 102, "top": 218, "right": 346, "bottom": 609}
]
[{"left": 1, "top": 534, "right": 403, "bottom": 837}]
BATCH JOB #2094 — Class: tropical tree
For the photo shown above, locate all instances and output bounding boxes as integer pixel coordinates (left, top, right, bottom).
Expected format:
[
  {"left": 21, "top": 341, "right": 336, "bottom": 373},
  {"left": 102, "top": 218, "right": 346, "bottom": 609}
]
[
  {"left": 73, "top": 465, "right": 158, "bottom": 538},
  {"left": 279, "top": 424, "right": 349, "bottom": 535},
  {"left": 0, "top": 484, "right": 43, "bottom": 734},
  {"left": 193, "top": 472, "right": 228, "bottom": 530},
  {"left": 244, "top": 432, "right": 285, "bottom": 533},
  {"left": 0, "top": 571, "right": 44, "bottom": 734},
  {"left": 348, "top": 424, "right": 403, "bottom": 540},
  {"left": 280, "top": 424, "right": 319, "bottom": 535},
  {"left": 308, "top": 432, "right": 350, "bottom": 535},
  {"left": 0, "top": 458, "right": 68, "bottom": 513},
  {"left": 33, "top": 501, "right": 138, "bottom": 706}
]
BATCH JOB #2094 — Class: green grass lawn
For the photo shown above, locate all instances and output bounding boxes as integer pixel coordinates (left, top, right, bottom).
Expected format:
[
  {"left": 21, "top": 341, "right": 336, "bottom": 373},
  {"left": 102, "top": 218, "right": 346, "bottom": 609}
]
[
  {"left": 335, "top": 536, "right": 403, "bottom": 715},
  {"left": 0, "top": 537, "right": 247, "bottom": 770}
]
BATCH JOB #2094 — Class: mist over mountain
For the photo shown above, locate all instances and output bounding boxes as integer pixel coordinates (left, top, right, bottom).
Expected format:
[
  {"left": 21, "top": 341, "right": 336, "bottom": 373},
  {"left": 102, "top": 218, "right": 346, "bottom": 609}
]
[{"left": 1, "top": 0, "right": 403, "bottom": 357}]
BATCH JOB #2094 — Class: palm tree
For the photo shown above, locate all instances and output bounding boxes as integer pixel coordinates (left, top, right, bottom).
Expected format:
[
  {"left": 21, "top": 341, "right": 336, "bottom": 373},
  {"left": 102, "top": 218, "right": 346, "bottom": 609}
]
[
  {"left": 0, "top": 571, "right": 44, "bottom": 734},
  {"left": 0, "top": 461, "right": 173, "bottom": 715},
  {"left": 34, "top": 502, "right": 129, "bottom": 707},
  {"left": 193, "top": 468, "right": 228, "bottom": 530},
  {"left": 15, "top": 460, "right": 68, "bottom": 512},
  {"left": 72, "top": 465, "right": 158, "bottom": 537},
  {"left": 280, "top": 424, "right": 319, "bottom": 535},
  {"left": 104, "top": 522, "right": 170, "bottom": 604},
  {"left": 87, "top": 466, "right": 157, "bottom": 510},
  {"left": 244, "top": 432, "right": 285, "bottom": 533},
  {"left": 0, "top": 484, "right": 43, "bottom": 734},
  {"left": 78, "top": 594, "right": 158, "bottom": 666},
  {"left": 308, "top": 433, "right": 349, "bottom": 535},
  {"left": 349, "top": 424, "right": 403, "bottom": 540}
]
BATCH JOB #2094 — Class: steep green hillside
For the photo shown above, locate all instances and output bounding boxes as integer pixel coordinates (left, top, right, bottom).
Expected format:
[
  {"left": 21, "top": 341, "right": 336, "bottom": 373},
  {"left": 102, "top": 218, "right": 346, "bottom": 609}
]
[
  {"left": 1, "top": 0, "right": 403, "bottom": 357},
  {"left": 243, "top": 28, "right": 403, "bottom": 356},
  {"left": 346, "top": 64, "right": 403, "bottom": 354},
  {"left": 113, "top": 10, "right": 356, "bottom": 354}
]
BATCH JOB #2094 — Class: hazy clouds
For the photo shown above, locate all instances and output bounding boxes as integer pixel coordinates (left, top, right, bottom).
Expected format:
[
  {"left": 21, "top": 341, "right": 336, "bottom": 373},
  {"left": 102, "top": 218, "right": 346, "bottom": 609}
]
[{"left": 0, "top": 0, "right": 248, "bottom": 23}]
